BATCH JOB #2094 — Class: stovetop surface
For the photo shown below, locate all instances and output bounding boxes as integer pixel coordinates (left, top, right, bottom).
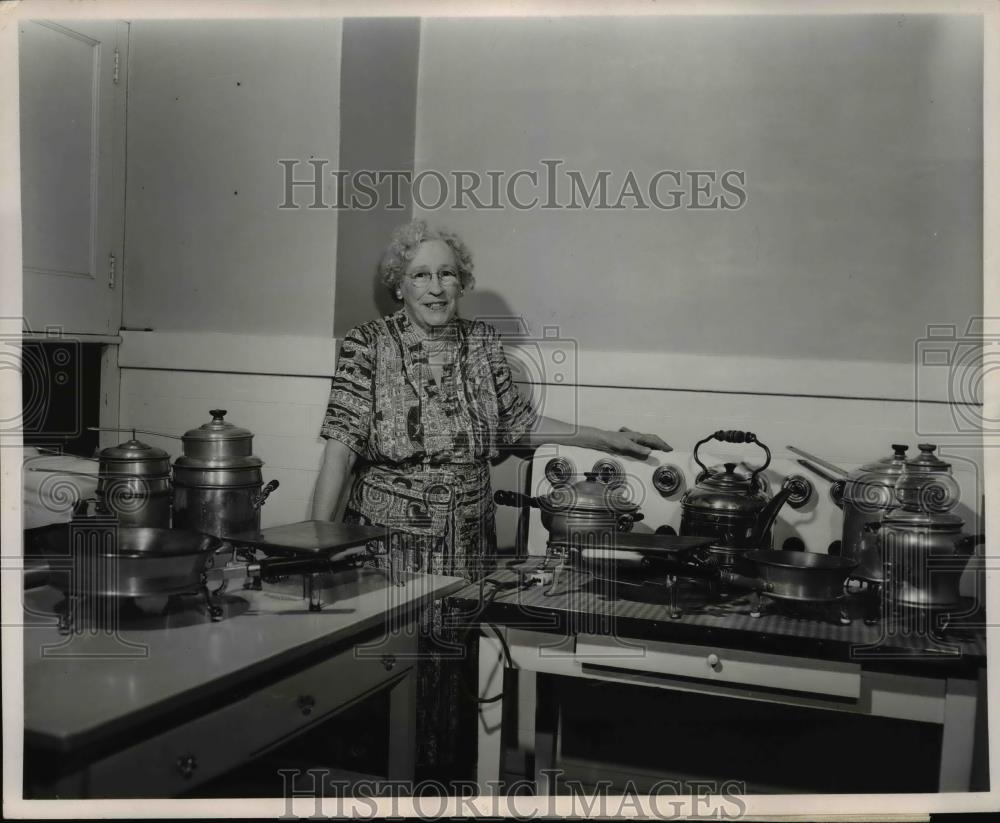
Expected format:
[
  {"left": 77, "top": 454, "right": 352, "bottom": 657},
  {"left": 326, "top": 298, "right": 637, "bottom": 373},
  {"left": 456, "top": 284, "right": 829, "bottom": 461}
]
[{"left": 452, "top": 565, "right": 987, "bottom": 667}]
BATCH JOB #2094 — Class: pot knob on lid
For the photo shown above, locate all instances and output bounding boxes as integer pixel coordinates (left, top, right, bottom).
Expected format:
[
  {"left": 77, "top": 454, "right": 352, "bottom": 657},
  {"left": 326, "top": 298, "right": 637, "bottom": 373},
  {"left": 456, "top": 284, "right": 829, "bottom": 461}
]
[{"left": 895, "top": 444, "right": 961, "bottom": 513}]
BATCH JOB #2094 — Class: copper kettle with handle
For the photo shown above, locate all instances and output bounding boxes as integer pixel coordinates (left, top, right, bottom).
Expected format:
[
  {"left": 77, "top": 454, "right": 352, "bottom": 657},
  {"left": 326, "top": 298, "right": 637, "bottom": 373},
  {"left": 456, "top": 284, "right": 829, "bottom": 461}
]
[{"left": 680, "top": 430, "right": 795, "bottom": 550}]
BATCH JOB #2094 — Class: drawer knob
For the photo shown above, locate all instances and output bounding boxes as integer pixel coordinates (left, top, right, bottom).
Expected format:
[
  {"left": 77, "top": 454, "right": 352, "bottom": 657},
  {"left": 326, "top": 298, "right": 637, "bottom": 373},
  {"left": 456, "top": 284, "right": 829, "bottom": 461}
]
[
  {"left": 381, "top": 654, "right": 397, "bottom": 672},
  {"left": 706, "top": 653, "right": 721, "bottom": 671},
  {"left": 297, "top": 694, "right": 316, "bottom": 716},
  {"left": 175, "top": 754, "right": 198, "bottom": 779}
]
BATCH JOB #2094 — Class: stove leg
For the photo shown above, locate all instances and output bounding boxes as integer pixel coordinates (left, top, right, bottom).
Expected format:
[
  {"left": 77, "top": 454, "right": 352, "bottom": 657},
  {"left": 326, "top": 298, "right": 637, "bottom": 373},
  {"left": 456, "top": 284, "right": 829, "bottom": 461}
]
[
  {"left": 57, "top": 600, "right": 73, "bottom": 635},
  {"left": 308, "top": 573, "right": 323, "bottom": 611},
  {"left": 543, "top": 562, "right": 562, "bottom": 597},
  {"left": 202, "top": 586, "right": 224, "bottom": 621},
  {"left": 666, "top": 575, "right": 681, "bottom": 619},
  {"left": 749, "top": 590, "right": 762, "bottom": 619},
  {"left": 838, "top": 603, "right": 852, "bottom": 626},
  {"left": 862, "top": 582, "right": 881, "bottom": 625}
]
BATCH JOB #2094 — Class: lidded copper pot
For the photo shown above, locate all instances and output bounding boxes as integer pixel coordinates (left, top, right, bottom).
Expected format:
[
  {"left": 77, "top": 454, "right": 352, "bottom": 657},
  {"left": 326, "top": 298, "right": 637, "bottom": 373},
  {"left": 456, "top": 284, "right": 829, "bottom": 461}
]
[
  {"left": 95, "top": 437, "right": 173, "bottom": 528},
  {"left": 679, "top": 430, "right": 794, "bottom": 553},
  {"left": 832, "top": 444, "right": 910, "bottom": 580},
  {"left": 864, "top": 445, "right": 982, "bottom": 609},
  {"left": 171, "top": 409, "right": 278, "bottom": 539}
]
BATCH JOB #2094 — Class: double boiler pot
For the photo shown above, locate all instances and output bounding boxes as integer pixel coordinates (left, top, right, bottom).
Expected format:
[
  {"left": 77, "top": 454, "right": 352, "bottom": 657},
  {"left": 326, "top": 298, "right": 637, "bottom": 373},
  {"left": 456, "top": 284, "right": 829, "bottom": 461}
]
[
  {"left": 95, "top": 438, "right": 172, "bottom": 528},
  {"left": 831, "top": 444, "right": 910, "bottom": 580},
  {"left": 494, "top": 471, "right": 644, "bottom": 547},
  {"left": 171, "top": 409, "right": 279, "bottom": 539},
  {"left": 862, "top": 444, "right": 981, "bottom": 609}
]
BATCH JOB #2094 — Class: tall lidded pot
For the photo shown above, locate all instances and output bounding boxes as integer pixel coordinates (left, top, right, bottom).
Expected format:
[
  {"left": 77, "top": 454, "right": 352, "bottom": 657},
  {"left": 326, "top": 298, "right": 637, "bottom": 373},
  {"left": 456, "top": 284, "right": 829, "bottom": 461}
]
[
  {"left": 831, "top": 444, "right": 910, "bottom": 580},
  {"left": 865, "top": 444, "right": 982, "bottom": 608},
  {"left": 171, "top": 409, "right": 279, "bottom": 539}
]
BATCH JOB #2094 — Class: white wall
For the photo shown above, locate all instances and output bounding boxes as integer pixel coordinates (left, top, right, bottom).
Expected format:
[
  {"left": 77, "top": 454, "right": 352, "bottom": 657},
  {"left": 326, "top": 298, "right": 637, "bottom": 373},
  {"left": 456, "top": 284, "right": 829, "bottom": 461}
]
[
  {"left": 115, "top": 17, "right": 985, "bottom": 550},
  {"left": 413, "top": 15, "right": 985, "bottom": 548},
  {"left": 118, "top": 20, "right": 344, "bottom": 522},
  {"left": 123, "top": 20, "right": 342, "bottom": 336},
  {"left": 413, "top": 16, "right": 982, "bottom": 363}
]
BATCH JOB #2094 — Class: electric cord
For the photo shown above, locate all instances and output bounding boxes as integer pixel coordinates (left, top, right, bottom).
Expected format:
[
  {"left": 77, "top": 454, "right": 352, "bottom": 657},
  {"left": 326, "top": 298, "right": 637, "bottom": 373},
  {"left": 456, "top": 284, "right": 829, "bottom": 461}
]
[{"left": 453, "top": 575, "right": 527, "bottom": 704}]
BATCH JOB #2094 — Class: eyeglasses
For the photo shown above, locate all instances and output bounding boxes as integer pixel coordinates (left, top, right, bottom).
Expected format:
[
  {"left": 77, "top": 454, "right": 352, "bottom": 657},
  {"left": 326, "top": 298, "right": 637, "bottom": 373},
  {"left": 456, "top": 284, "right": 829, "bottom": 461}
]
[{"left": 405, "top": 269, "right": 460, "bottom": 290}]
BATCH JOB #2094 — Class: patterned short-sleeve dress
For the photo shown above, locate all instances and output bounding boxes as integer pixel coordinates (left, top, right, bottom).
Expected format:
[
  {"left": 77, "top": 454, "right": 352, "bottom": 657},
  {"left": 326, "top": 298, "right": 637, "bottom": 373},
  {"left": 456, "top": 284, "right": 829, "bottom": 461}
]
[{"left": 320, "top": 308, "right": 537, "bottom": 781}]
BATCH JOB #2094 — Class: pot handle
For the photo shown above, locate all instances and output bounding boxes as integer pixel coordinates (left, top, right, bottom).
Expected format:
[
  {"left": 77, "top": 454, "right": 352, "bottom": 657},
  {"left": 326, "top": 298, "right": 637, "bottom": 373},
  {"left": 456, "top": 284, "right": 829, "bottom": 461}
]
[
  {"left": 72, "top": 497, "right": 112, "bottom": 518},
  {"left": 616, "top": 512, "right": 644, "bottom": 532},
  {"left": 718, "top": 570, "right": 772, "bottom": 592},
  {"left": 693, "top": 430, "right": 772, "bottom": 489},
  {"left": 252, "top": 479, "right": 280, "bottom": 510},
  {"left": 494, "top": 490, "right": 540, "bottom": 509},
  {"left": 955, "top": 533, "right": 986, "bottom": 555}
]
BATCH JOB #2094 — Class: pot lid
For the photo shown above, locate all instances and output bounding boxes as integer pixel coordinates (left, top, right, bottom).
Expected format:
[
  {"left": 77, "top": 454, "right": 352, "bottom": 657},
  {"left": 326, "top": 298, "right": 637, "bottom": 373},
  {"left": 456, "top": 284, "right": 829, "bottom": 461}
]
[
  {"left": 854, "top": 444, "right": 910, "bottom": 478},
  {"left": 182, "top": 409, "right": 254, "bottom": 442},
  {"left": 902, "top": 443, "right": 951, "bottom": 473},
  {"left": 173, "top": 454, "right": 263, "bottom": 469},
  {"left": 543, "top": 472, "right": 638, "bottom": 513},
  {"left": 894, "top": 444, "right": 959, "bottom": 513},
  {"left": 99, "top": 438, "right": 170, "bottom": 462},
  {"left": 684, "top": 463, "right": 766, "bottom": 513},
  {"left": 698, "top": 463, "right": 755, "bottom": 492},
  {"left": 884, "top": 508, "right": 964, "bottom": 530},
  {"left": 841, "top": 445, "right": 909, "bottom": 504}
]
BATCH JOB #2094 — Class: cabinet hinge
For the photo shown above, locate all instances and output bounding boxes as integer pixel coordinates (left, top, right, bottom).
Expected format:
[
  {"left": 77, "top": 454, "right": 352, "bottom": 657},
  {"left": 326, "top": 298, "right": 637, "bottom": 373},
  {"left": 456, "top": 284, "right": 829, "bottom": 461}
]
[
  {"left": 108, "top": 252, "right": 116, "bottom": 289},
  {"left": 113, "top": 47, "right": 120, "bottom": 85}
]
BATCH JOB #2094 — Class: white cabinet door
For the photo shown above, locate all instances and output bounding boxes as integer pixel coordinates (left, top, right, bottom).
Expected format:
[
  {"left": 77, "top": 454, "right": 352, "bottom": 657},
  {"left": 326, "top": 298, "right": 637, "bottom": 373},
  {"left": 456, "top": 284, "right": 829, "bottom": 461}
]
[{"left": 19, "top": 20, "right": 128, "bottom": 336}]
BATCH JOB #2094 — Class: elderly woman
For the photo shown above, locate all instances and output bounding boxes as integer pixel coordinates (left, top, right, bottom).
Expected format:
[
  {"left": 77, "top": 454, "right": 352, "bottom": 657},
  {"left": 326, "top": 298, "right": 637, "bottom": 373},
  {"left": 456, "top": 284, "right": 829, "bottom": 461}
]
[{"left": 312, "top": 219, "right": 670, "bottom": 783}]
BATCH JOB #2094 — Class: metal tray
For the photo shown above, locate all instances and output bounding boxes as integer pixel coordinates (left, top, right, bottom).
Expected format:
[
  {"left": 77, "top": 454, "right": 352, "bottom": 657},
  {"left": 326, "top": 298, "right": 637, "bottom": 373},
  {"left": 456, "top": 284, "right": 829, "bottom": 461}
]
[{"left": 226, "top": 520, "right": 386, "bottom": 557}]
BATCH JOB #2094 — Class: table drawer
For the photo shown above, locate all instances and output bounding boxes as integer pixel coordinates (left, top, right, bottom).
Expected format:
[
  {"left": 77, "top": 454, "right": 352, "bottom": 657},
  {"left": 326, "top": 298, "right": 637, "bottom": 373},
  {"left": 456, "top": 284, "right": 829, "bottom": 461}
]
[
  {"left": 82, "top": 629, "right": 416, "bottom": 797},
  {"left": 575, "top": 634, "right": 861, "bottom": 699}
]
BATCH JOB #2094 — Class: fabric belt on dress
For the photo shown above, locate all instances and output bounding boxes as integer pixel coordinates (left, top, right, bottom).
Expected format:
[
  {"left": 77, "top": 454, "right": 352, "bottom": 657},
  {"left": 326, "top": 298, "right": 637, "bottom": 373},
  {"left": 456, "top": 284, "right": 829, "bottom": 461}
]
[{"left": 349, "top": 461, "right": 492, "bottom": 539}]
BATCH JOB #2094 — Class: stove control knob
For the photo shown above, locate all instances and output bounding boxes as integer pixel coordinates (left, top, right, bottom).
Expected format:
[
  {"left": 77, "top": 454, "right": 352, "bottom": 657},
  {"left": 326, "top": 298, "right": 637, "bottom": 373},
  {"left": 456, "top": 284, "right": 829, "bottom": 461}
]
[
  {"left": 381, "top": 654, "right": 397, "bottom": 672},
  {"left": 175, "top": 754, "right": 198, "bottom": 779},
  {"left": 592, "top": 458, "right": 624, "bottom": 487},
  {"left": 782, "top": 475, "right": 814, "bottom": 509},
  {"left": 652, "top": 465, "right": 682, "bottom": 496},
  {"left": 706, "top": 653, "right": 722, "bottom": 672},
  {"left": 544, "top": 457, "right": 575, "bottom": 486}
]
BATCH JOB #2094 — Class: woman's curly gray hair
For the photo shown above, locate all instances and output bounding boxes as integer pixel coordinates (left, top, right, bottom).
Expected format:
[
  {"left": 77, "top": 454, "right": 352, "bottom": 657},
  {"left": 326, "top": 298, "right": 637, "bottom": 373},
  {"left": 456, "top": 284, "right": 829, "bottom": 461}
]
[{"left": 379, "top": 220, "right": 475, "bottom": 299}]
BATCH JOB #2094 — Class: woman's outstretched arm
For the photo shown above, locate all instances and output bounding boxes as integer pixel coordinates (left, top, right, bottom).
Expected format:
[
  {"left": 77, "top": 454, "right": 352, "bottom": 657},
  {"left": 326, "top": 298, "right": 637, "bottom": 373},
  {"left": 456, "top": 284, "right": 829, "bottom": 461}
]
[{"left": 517, "top": 417, "right": 672, "bottom": 459}]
